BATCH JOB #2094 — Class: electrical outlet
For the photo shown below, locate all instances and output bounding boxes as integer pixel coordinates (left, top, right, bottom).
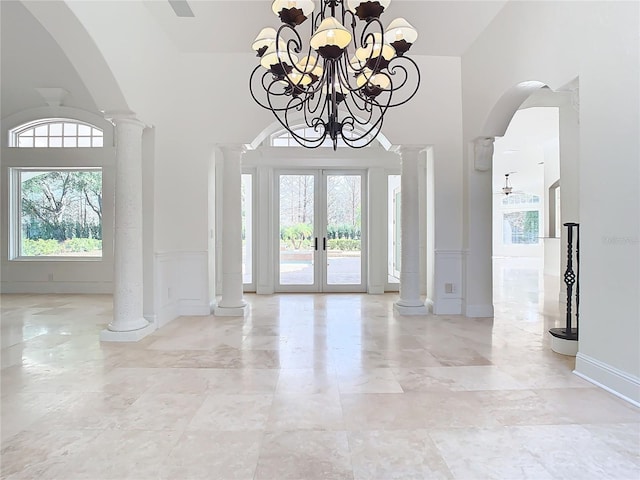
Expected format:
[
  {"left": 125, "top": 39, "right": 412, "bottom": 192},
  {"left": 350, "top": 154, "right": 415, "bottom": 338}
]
[{"left": 445, "top": 283, "right": 454, "bottom": 294}]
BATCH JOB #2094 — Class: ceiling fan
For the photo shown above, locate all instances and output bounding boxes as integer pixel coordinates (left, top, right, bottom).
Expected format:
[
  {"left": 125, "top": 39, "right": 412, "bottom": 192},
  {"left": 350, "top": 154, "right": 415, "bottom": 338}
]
[
  {"left": 168, "top": 0, "right": 194, "bottom": 17},
  {"left": 494, "top": 172, "right": 524, "bottom": 196}
]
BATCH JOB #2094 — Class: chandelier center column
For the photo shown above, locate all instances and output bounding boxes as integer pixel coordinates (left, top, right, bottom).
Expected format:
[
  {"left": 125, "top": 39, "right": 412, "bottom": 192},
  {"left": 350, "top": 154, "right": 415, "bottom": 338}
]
[
  {"left": 214, "top": 145, "right": 249, "bottom": 317},
  {"left": 394, "top": 145, "right": 428, "bottom": 315},
  {"left": 101, "top": 112, "right": 155, "bottom": 342}
]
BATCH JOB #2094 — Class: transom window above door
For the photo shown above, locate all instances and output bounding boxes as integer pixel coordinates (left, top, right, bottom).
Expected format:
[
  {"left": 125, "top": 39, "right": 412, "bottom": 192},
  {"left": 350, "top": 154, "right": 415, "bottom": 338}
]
[{"left": 270, "top": 127, "right": 374, "bottom": 148}]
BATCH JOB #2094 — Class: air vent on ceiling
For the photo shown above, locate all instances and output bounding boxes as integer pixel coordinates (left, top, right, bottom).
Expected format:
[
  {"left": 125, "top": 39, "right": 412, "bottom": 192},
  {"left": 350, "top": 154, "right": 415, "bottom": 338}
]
[{"left": 169, "top": 0, "right": 194, "bottom": 17}]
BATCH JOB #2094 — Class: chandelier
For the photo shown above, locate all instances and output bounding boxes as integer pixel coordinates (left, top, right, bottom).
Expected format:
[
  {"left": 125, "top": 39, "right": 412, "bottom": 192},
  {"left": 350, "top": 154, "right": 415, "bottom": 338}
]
[
  {"left": 502, "top": 173, "right": 513, "bottom": 196},
  {"left": 249, "top": 0, "right": 420, "bottom": 150}
]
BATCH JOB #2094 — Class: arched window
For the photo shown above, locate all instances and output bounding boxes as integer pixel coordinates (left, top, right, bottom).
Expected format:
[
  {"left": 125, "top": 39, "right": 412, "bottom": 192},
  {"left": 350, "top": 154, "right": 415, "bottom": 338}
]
[
  {"left": 5, "top": 116, "right": 111, "bottom": 259},
  {"left": 9, "top": 118, "right": 104, "bottom": 148}
]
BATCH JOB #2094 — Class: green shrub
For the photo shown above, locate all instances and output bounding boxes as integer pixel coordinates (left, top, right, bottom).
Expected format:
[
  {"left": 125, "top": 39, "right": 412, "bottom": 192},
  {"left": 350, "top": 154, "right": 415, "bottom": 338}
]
[
  {"left": 63, "top": 238, "right": 102, "bottom": 252},
  {"left": 327, "top": 238, "right": 361, "bottom": 251},
  {"left": 22, "top": 237, "right": 102, "bottom": 256},
  {"left": 22, "top": 239, "right": 61, "bottom": 256}
]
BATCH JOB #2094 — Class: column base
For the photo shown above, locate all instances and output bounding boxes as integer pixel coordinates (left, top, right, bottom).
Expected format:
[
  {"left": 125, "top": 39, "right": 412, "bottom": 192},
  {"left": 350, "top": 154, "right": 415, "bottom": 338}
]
[
  {"left": 100, "top": 320, "right": 155, "bottom": 342},
  {"left": 214, "top": 303, "right": 250, "bottom": 317},
  {"left": 394, "top": 301, "right": 428, "bottom": 316}
]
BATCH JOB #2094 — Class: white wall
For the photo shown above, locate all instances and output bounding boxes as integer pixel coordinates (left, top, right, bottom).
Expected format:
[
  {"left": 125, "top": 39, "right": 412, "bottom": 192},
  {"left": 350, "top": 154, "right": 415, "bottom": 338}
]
[{"left": 462, "top": 0, "right": 640, "bottom": 403}]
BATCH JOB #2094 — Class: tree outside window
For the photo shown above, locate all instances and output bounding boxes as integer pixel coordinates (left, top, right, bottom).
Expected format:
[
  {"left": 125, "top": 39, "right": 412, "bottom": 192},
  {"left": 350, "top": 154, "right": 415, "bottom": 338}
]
[{"left": 17, "top": 169, "right": 103, "bottom": 257}]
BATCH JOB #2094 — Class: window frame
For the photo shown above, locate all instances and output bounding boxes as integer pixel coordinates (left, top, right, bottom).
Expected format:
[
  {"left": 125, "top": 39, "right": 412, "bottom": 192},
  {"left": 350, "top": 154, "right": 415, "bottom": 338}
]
[{"left": 9, "top": 167, "right": 104, "bottom": 261}]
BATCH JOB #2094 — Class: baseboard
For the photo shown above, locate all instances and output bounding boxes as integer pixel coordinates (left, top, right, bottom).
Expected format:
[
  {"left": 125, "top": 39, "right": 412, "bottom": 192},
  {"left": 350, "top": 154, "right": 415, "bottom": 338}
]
[
  {"left": 256, "top": 284, "right": 275, "bottom": 294},
  {"left": 574, "top": 353, "right": 640, "bottom": 407},
  {"left": 178, "top": 299, "right": 211, "bottom": 316},
  {"left": 432, "top": 297, "right": 462, "bottom": 315}
]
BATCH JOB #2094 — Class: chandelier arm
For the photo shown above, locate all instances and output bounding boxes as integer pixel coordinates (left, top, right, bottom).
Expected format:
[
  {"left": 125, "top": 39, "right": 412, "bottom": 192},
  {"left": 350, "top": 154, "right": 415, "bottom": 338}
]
[
  {"left": 340, "top": 91, "right": 376, "bottom": 126},
  {"left": 335, "top": 56, "right": 369, "bottom": 96},
  {"left": 335, "top": 111, "right": 383, "bottom": 149},
  {"left": 266, "top": 79, "right": 307, "bottom": 112},
  {"left": 384, "top": 57, "right": 421, "bottom": 108},
  {"left": 359, "top": 18, "right": 385, "bottom": 72},
  {"left": 303, "top": 63, "right": 330, "bottom": 117},
  {"left": 250, "top": 67, "right": 301, "bottom": 112},
  {"left": 341, "top": 90, "right": 389, "bottom": 139},
  {"left": 249, "top": 66, "right": 273, "bottom": 110},
  {"left": 274, "top": 24, "right": 304, "bottom": 79},
  {"left": 280, "top": 100, "right": 327, "bottom": 148}
]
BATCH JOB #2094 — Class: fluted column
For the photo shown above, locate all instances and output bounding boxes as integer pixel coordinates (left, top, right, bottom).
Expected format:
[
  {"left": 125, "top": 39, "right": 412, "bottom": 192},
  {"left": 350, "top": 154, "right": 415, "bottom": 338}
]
[
  {"left": 214, "top": 145, "right": 249, "bottom": 316},
  {"left": 101, "top": 112, "right": 155, "bottom": 341},
  {"left": 394, "top": 146, "right": 428, "bottom": 315}
]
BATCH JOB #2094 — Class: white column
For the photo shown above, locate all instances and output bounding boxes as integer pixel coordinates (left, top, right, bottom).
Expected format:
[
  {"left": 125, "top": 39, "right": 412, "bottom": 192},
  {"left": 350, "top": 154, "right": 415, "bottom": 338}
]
[
  {"left": 463, "top": 138, "right": 495, "bottom": 318},
  {"left": 214, "top": 145, "right": 249, "bottom": 316},
  {"left": 101, "top": 113, "right": 155, "bottom": 342},
  {"left": 394, "top": 146, "right": 428, "bottom": 315}
]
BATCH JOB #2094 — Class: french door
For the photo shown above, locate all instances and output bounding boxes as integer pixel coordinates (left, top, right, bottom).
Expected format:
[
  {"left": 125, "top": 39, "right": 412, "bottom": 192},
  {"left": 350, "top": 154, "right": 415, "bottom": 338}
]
[{"left": 276, "top": 170, "right": 366, "bottom": 292}]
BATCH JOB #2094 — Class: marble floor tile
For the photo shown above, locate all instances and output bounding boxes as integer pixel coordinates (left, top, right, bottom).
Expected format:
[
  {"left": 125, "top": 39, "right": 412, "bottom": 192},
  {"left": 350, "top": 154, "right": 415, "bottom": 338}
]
[
  {"left": 204, "top": 368, "right": 280, "bottom": 394},
  {"left": 187, "top": 394, "right": 273, "bottom": 431},
  {"left": 0, "top": 429, "right": 103, "bottom": 479},
  {"left": 1, "top": 258, "right": 639, "bottom": 480},
  {"left": 348, "top": 429, "right": 453, "bottom": 479},
  {"left": 275, "top": 367, "right": 339, "bottom": 395},
  {"left": 510, "top": 424, "right": 640, "bottom": 479},
  {"left": 38, "top": 429, "right": 181, "bottom": 480},
  {"left": 393, "top": 365, "right": 526, "bottom": 392},
  {"left": 112, "top": 392, "right": 205, "bottom": 431},
  {"left": 428, "top": 426, "right": 556, "bottom": 479},
  {"left": 336, "top": 367, "right": 404, "bottom": 394},
  {"left": 255, "top": 430, "right": 353, "bottom": 480},
  {"left": 159, "top": 430, "right": 262, "bottom": 480},
  {"left": 267, "top": 392, "right": 344, "bottom": 431}
]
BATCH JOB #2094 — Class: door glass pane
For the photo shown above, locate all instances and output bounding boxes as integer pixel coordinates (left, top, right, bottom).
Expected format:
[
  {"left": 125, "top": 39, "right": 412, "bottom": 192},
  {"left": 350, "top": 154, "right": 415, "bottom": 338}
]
[
  {"left": 279, "top": 174, "right": 314, "bottom": 285},
  {"left": 242, "top": 173, "right": 252, "bottom": 284},
  {"left": 388, "top": 174, "right": 401, "bottom": 283},
  {"left": 326, "top": 174, "right": 361, "bottom": 285}
]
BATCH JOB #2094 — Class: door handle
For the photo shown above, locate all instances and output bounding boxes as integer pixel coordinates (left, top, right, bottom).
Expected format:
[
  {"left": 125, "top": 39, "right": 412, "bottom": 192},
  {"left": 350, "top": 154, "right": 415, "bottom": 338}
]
[
  {"left": 314, "top": 237, "right": 318, "bottom": 251},
  {"left": 323, "top": 237, "right": 326, "bottom": 250}
]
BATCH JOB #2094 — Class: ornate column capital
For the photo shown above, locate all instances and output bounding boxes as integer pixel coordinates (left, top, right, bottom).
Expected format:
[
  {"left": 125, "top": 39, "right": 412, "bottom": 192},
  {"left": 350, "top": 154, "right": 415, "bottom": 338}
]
[
  {"left": 473, "top": 137, "right": 494, "bottom": 172},
  {"left": 218, "top": 144, "right": 248, "bottom": 160},
  {"left": 103, "top": 110, "right": 146, "bottom": 130},
  {"left": 391, "top": 144, "right": 427, "bottom": 159}
]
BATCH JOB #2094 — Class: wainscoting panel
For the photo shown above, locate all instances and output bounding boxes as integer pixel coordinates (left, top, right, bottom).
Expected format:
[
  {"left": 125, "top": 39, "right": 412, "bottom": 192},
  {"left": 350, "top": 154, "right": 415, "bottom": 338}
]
[
  {"left": 154, "top": 251, "right": 210, "bottom": 328},
  {"left": 433, "top": 250, "right": 463, "bottom": 315}
]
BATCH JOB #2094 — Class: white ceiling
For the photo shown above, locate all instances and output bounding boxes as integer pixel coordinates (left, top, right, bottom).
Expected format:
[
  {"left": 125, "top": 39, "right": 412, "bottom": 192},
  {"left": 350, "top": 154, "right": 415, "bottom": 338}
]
[{"left": 144, "top": 0, "right": 508, "bottom": 56}]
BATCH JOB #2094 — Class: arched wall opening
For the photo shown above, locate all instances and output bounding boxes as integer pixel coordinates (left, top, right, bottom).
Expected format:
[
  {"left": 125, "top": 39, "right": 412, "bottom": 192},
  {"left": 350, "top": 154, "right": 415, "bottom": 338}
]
[{"left": 479, "top": 80, "right": 580, "bottom": 348}]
